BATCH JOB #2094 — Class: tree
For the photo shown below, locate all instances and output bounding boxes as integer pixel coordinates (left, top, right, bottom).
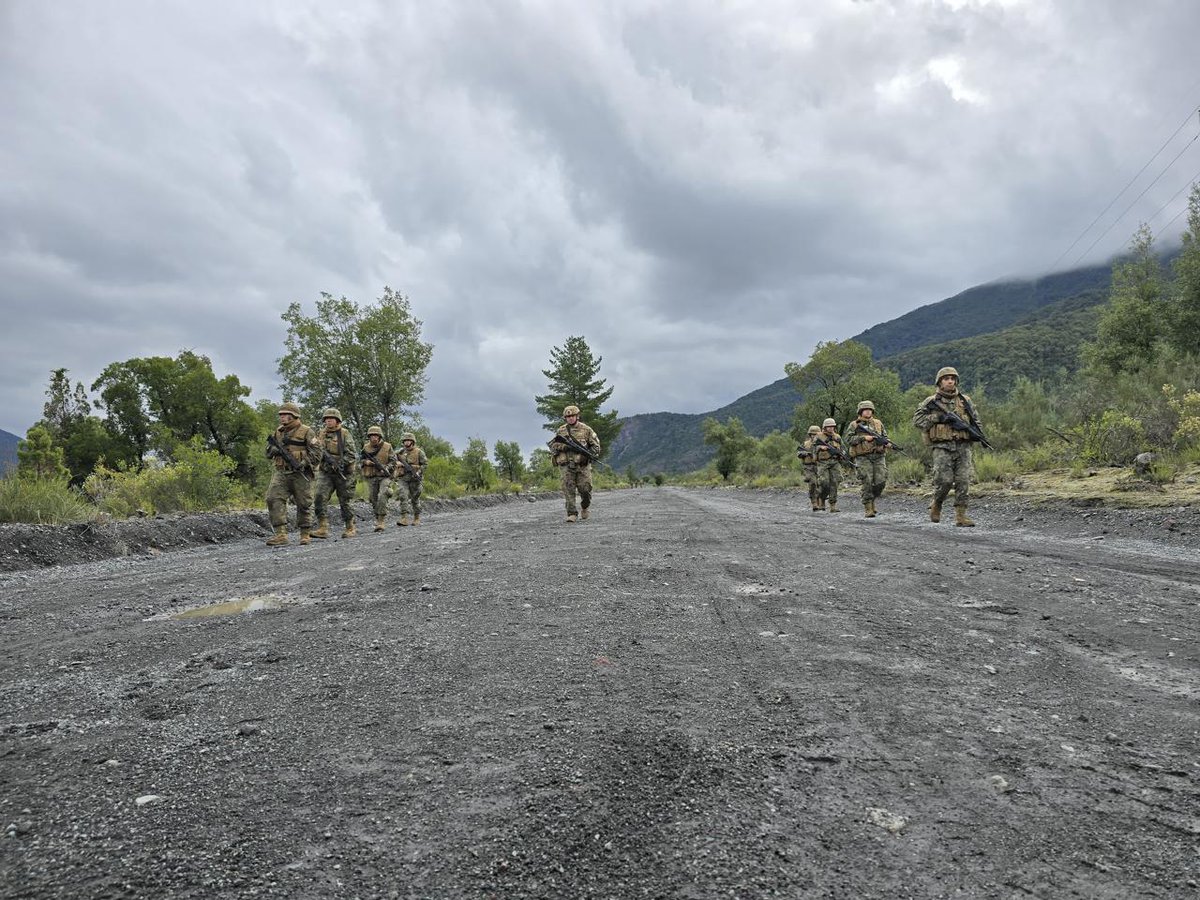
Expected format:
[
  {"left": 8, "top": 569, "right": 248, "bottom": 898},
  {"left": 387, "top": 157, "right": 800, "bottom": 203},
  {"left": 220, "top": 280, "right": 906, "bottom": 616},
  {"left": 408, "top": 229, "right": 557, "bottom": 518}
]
[
  {"left": 278, "top": 287, "right": 433, "bottom": 442},
  {"left": 702, "top": 417, "right": 755, "bottom": 481},
  {"left": 534, "top": 335, "right": 621, "bottom": 454},
  {"left": 17, "top": 425, "right": 69, "bottom": 480},
  {"left": 460, "top": 437, "right": 496, "bottom": 491},
  {"left": 784, "top": 340, "right": 903, "bottom": 438},
  {"left": 1166, "top": 184, "right": 1200, "bottom": 355},
  {"left": 37, "top": 368, "right": 128, "bottom": 479},
  {"left": 1083, "top": 224, "right": 1167, "bottom": 374},
  {"left": 493, "top": 440, "right": 525, "bottom": 482},
  {"left": 527, "top": 447, "right": 555, "bottom": 483}
]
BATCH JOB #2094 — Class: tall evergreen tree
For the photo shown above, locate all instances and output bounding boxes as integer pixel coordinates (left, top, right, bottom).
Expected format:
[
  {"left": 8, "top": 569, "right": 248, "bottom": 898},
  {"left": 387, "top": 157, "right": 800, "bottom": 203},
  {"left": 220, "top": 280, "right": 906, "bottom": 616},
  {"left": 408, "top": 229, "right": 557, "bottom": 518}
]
[
  {"left": 1083, "top": 224, "right": 1167, "bottom": 374},
  {"left": 17, "top": 425, "right": 69, "bottom": 480},
  {"left": 1166, "top": 184, "right": 1200, "bottom": 354},
  {"left": 534, "top": 335, "right": 621, "bottom": 455}
]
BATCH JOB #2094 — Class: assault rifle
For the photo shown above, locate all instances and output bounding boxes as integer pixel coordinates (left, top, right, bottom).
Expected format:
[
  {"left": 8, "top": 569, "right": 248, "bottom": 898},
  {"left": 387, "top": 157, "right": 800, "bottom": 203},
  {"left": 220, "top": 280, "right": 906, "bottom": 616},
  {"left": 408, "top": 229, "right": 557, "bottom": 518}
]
[
  {"left": 266, "top": 433, "right": 311, "bottom": 481},
  {"left": 360, "top": 447, "right": 394, "bottom": 478},
  {"left": 548, "top": 431, "right": 600, "bottom": 463},
  {"left": 923, "top": 397, "right": 994, "bottom": 449},
  {"left": 394, "top": 453, "right": 423, "bottom": 482},
  {"left": 853, "top": 423, "right": 905, "bottom": 453},
  {"left": 812, "top": 435, "right": 853, "bottom": 466},
  {"left": 321, "top": 448, "right": 353, "bottom": 489}
]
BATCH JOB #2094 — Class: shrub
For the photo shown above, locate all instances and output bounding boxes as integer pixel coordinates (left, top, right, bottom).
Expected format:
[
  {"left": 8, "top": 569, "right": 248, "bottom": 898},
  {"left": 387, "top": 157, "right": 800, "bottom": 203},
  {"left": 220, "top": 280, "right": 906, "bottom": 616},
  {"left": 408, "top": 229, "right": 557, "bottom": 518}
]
[
  {"left": 82, "top": 439, "right": 238, "bottom": 516},
  {"left": 653, "top": 473, "right": 665, "bottom": 486},
  {"left": 0, "top": 475, "right": 98, "bottom": 524},
  {"left": 1079, "top": 410, "right": 1146, "bottom": 465},
  {"left": 1015, "top": 440, "right": 1069, "bottom": 471},
  {"left": 888, "top": 456, "right": 925, "bottom": 484},
  {"left": 973, "top": 450, "right": 1019, "bottom": 482}
]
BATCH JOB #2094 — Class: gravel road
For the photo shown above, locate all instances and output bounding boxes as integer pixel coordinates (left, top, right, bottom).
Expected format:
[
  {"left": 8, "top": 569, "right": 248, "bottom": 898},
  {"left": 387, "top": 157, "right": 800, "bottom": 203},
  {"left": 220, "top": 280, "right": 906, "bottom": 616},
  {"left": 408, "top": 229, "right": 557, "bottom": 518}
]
[{"left": 2, "top": 488, "right": 1197, "bottom": 899}]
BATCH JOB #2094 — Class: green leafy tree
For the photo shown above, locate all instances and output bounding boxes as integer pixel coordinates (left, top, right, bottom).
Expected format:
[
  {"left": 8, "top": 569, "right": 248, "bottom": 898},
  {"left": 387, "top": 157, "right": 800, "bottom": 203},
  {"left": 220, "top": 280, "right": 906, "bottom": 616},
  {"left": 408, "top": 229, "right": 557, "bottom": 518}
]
[
  {"left": 493, "top": 440, "right": 525, "bottom": 482},
  {"left": 460, "top": 437, "right": 496, "bottom": 491},
  {"left": 527, "top": 447, "right": 555, "bottom": 483},
  {"left": 17, "top": 425, "right": 69, "bottom": 480},
  {"left": 37, "top": 368, "right": 127, "bottom": 479},
  {"left": 702, "top": 416, "right": 755, "bottom": 481},
  {"left": 535, "top": 335, "right": 621, "bottom": 454},
  {"left": 279, "top": 286, "right": 433, "bottom": 442},
  {"left": 785, "top": 340, "right": 903, "bottom": 438},
  {"left": 1083, "top": 224, "right": 1167, "bottom": 374},
  {"left": 1166, "top": 184, "right": 1200, "bottom": 354}
]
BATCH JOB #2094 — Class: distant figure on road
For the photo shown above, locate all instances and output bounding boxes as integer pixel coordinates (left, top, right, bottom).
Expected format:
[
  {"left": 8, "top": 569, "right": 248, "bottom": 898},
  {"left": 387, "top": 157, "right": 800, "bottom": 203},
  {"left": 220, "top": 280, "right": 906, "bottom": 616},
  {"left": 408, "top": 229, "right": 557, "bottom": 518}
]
[
  {"left": 798, "top": 425, "right": 822, "bottom": 511},
  {"left": 811, "top": 418, "right": 846, "bottom": 513},
  {"left": 264, "top": 402, "right": 321, "bottom": 546},
  {"left": 360, "top": 426, "right": 394, "bottom": 533},
  {"left": 394, "top": 432, "right": 427, "bottom": 526},
  {"left": 913, "top": 366, "right": 980, "bottom": 527},
  {"left": 845, "top": 400, "right": 889, "bottom": 519},
  {"left": 550, "top": 405, "right": 601, "bottom": 523},
  {"left": 311, "top": 408, "right": 358, "bottom": 540}
]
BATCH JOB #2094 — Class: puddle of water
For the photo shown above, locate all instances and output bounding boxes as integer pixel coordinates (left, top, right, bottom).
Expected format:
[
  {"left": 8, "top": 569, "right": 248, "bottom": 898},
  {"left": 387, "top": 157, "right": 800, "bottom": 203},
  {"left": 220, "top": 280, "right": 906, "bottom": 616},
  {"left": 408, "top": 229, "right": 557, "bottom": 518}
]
[{"left": 172, "top": 595, "right": 284, "bottom": 619}]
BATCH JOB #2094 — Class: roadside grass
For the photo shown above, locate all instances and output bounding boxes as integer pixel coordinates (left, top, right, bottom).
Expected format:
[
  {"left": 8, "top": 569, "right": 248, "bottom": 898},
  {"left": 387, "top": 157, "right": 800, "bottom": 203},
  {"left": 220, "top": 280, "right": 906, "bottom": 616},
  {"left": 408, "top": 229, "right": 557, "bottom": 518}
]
[{"left": 0, "top": 476, "right": 99, "bottom": 525}]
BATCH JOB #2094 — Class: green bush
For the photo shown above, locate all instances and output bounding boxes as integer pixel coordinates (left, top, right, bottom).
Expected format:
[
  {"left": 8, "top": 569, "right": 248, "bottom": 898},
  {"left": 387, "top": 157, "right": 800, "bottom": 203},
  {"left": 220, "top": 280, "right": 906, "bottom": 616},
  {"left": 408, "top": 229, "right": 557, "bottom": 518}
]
[
  {"left": 973, "top": 450, "right": 1019, "bottom": 482},
  {"left": 1079, "top": 410, "right": 1146, "bottom": 465},
  {"left": 420, "top": 457, "right": 459, "bottom": 496},
  {"left": 83, "top": 438, "right": 238, "bottom": 516},
  {"left": 1015, "top": 440, "right": 1070, "bottom": 471},
  {"left": 0, "top": 475, "right": 98, "bottom": 524},
  {"left": 888, "top": 456, "right": 925, "bottom": 484}
]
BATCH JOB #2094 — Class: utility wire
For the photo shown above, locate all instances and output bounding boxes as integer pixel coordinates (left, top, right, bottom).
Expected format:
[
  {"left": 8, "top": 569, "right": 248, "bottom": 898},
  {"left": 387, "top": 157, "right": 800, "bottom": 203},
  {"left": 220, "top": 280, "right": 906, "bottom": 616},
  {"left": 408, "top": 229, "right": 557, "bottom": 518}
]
[
  {"left": 1048, "top": 105, "right": 1199, "bottom": 272},
  {"left": 1075, "top": 128, "right": 1195, "bottom": 267},
  {"left": 1146, "top": 165, "right": 1200, "bottom": 239}
]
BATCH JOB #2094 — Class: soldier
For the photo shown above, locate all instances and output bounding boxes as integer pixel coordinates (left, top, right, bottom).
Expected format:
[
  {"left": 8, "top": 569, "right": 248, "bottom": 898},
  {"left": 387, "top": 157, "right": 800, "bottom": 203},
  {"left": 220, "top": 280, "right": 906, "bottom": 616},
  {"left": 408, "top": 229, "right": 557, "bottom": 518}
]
[
  {"left": 811, "top": 417, "right": 846, "bottom": 513},
  {"left": 264, "top": 401, "right": 321, "bottom": 546},
  {"left": 913, "top": 366, "right": 980, "bottom": 527},
  {"left": 798, "top": 425, "right": 822, "bottom": 512},
  {"left": 311, "top": 408, "right": 358, "bottom": 539},
  {"left": 844, "top": 400, "right": 889, "bottom": 518},
  {"left": 549, "top": 404, "right": 601, "bottom": 523},
  {"left": 360, "top": 426, "right": 394, "bottom": 532},
  {"left": 394, "top": 432, "right": 427, "bottom": 526}
]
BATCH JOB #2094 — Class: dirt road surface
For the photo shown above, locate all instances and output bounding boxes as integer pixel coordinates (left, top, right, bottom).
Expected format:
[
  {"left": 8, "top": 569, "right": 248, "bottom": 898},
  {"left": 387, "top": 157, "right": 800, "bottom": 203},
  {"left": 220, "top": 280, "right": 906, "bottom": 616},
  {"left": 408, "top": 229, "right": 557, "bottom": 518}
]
[{"left": 2, "top": 488, "right": 1198, "bottom": 899}]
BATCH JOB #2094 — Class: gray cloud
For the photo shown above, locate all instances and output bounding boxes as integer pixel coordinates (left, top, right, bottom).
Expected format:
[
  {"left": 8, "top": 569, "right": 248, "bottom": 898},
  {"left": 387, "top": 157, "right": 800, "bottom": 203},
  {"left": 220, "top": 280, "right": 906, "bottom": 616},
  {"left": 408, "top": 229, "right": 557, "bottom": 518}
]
[{"left": 3, "top": 0, "right": 1199, "bottom": 458}]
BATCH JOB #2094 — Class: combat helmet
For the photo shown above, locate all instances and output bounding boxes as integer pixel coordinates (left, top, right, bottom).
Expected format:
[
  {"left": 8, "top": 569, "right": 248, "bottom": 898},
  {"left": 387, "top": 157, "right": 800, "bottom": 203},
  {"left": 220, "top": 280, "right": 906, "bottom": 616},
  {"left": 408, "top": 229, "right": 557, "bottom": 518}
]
[
  {"left": 401, "top": 432, "right": 416, "bottom": 443},
  {"left": 822, "top": 417, "right": 837, "bottom": 428},
  {"left": 277, "top": 401, "right": 302, "bottom": 417},
  {"left": 367, "top": 425, "right": 383, "bottom": 437},
  {"left": 321, "top": 407, "right": 342, "bottom": 422},
  {"left": 563, "top": 405, "right": 580, "bottom": 417},
  {"left": 935, "top": 367, "right": 959, "bottom": 383},
  {"left": 807, "top": 425, "right": 821, "bottom": 435},
  {"left": 857, "top": 400, "right": 875, "bottom": 413}
]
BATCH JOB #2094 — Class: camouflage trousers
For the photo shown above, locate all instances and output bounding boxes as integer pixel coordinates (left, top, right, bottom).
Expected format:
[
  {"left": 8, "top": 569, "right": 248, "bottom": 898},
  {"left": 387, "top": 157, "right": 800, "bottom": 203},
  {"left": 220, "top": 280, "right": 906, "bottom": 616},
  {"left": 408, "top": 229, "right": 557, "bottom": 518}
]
[
  {"left": 803, "top": 464, "right": 818, "bottom": 503},
  {"left": 314, "top": 470, "right": 357, "bottom": 524},
  {"left": 561, "top": 464, "right": 593, "bottom": 515},
  {"left": 266, "top": 469, "right": 314, "bottom": 530},
  {"left": 365, "top": 476, "right": 391, "bottom": 517},
  {"left": 931, "top": 443, "right": 973, "bottom": 507},
  {"left": 855, "top": 453, "right": 888, "bottom": 503},
  {"left": 395, "top": 478, "right": 422, "bottom": 519},
  {"left": 815, "top": 460, "right": 842, "bottom": 504}
]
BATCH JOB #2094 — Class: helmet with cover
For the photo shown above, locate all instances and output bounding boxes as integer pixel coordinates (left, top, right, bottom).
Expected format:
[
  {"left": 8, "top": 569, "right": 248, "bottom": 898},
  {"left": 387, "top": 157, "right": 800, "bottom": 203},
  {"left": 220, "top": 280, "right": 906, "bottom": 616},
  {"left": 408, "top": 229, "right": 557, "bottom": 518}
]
[
  {"left": 935, "top": 367, "right": 959, "bottom": 383},
  {"left": 563, "top": 405, "right": 580, "bottom": 417},
  {"left": 822, "top": 418, "right": 837, "bottom": 428},
  {"left": 277, "top": 401, "right": 302, "bottom": 417},
  {"left": 401, "top": 432, "right": 416, "bottom": 443},
  {"left": 321, "top": 407, "right": 343, "bottom": 422},
  {"left": 367, "top": 426, "right": 383, "bottom": 437}
]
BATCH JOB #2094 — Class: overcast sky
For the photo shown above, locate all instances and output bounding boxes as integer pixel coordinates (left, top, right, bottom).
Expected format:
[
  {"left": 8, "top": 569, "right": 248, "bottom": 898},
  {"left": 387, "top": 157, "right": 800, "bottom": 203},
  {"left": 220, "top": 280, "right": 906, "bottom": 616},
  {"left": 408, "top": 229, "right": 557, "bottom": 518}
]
[{"left": 3, "top": 0, "right": 1199, "bottom": 455}]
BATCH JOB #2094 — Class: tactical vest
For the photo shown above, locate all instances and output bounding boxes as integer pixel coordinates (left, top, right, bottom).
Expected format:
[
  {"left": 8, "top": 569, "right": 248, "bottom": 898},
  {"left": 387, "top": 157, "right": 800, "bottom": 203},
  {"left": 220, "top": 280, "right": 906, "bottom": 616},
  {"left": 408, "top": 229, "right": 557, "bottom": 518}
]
[
  {"left": 274, "top": 423, "right": 315, "bottom": 470},
  {"left": 813, "top": 435, "right": 842, "bottom": 462},
  {"left": 925, "top": 393, "right": 972, "bottom": 444},
  {"left": 800, "top": 438, "right": 817, "bottom": 465},
  {"left": 397, "top": 445, "right": 423, "bottom": 479},
  {"left": 555, "top": 424, "right": 596, "bottom": 466},
  {"left": 849, "top": 418, "right": 887, "bottom": 457},
  {"left": 361, "top": 441, "right": 393, "bottom": 477}
]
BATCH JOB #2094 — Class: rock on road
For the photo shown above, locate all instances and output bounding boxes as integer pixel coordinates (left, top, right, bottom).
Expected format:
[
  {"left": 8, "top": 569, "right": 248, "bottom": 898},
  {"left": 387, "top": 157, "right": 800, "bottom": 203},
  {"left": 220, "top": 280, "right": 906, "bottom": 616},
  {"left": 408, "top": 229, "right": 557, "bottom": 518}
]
[{"left": 2, "top": 487, "right": 1198, "bottom": 899}]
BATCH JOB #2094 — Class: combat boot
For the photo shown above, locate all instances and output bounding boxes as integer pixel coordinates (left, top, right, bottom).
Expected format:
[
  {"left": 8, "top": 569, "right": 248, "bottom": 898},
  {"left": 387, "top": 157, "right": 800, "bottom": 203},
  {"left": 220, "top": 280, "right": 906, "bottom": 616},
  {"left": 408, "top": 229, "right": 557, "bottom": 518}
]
[
  {"left": 412, "top": 516, "right": 420, "bottom": 526},
  {"left": 342, "top": 520, "right": 357, "bottom": 539},
  {"left": 930, "top": 499, "right": 943, "bottom": 523},
  {"left": 566, "top": 512, "right": 577, "bottom": 523},
  {"left": 311, "top": 517, "right": 330, "bottom": 539},
  {"left": 299, "top": 529, "right": 312, "bottom": 545},
  {"left": 374, "top": 516, "right": 386, "bottom": 533},
  {"left": 811, "top": 501, "right": 821, "bottom": 512},
  {"left": 864, "top": 499, "right": 876, "bottom": 518},
  {"left": 817, "top": 498, "right": 827, "bottom": 511},
  {"left": 955, "top": 506, "right": 975, "bottom": 527},
  {"left": 828, "top": 501, "right": 839, "bottom": 513},
  {"left": 580, "top": 508, "right": 589, "bottom": 521},
  {"left": 397, "top": 515, "right": 410, "bottom": 527},
  {"left": 265, "top": 526, "right": 288, "bottom": 547}
]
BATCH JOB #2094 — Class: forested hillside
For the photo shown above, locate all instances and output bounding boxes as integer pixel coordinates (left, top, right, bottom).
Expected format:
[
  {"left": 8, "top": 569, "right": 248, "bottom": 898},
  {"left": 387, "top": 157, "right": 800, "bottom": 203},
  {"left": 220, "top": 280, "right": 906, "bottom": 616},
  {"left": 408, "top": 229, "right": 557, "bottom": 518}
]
[{"left": 0, "top": 429, "right": 19, "bottom": 475}]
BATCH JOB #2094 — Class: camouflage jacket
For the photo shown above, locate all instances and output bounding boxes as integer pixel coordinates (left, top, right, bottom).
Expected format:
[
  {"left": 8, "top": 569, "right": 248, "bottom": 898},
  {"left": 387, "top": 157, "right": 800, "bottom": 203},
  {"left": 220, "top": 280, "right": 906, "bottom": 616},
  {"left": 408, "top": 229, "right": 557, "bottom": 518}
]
[
  {"left": 551, "top": 421, "right": 601, "bottom": 467},
  {"left": 798, "top": 436, "right": 818, "bottom": 466},
  {"left": 395, "top": 445, "right": 428, "bottom": 481},
  {"left": 844, "top": 417, "right": 888, "bottom": 457},
  {"left": 913, "top": 390, "right": 978, "bottom": 445},
  {"left": 317, "top": 425, "right": 357, "bottom": 475},
  {"left": 268, "top": 421, "right": 321, "bottom": 471},
  {"left": 810, "top": 432, "right": 846, "bottom": 464},
  {"left": 360, "top": 440, "right": 394, "bottom": 478}
]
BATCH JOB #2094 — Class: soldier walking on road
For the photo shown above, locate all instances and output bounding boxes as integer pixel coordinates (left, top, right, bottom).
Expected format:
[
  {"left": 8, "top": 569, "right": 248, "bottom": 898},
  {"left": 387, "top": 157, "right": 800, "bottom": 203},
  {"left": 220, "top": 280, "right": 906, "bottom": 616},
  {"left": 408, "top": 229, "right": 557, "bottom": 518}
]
[
  {"left": 812, "top": 417, "right": 846, "bottom": 513},
  {"left": 798, "top": 425, "right": 822, "bottom": 512},
  {"left": 550, "top": 405, "right": 601, "bottom": 523},
  {"left": 394, "top": 433, "right": 427, "bottom": 526},
  {"left": 845, "top": 400, "right": 889, "bottom": 519},
  {"left": 913, "top": 366, "right": 980, "bottom": 527},
  {"left": 311, "top": 408, "right": 358, "bottom": 539},
  {"left": 264, "top": 402, "right": 321, "bottom": 546},
  {"left": 360, "top": 426, "right": 394, "bottom": 532}
]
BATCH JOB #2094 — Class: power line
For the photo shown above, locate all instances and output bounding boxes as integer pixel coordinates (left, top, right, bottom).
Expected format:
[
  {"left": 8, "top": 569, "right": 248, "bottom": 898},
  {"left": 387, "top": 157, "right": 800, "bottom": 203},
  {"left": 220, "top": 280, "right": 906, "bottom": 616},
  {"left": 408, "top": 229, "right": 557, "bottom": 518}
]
[
  {"left": 1146, "top": 165, "right": 1200, "bottom": 239},
  {"left": 1070, "top": 130, "right": 1199, "bottom": 267},
  {"left": 1048, "top": 105, "right": 1199, "bottom": 272}
]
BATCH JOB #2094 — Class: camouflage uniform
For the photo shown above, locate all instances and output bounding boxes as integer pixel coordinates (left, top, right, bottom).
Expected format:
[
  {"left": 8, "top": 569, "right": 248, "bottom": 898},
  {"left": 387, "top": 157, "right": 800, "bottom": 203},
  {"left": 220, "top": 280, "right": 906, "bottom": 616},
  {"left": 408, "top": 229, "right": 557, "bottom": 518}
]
[
  {"left": 394, "top": 434, "right": 428, "bottom": 526},
  {"left": 798, "top": 425, "right": 821, "bottom": 511},
  {"left": 312, "top": 410, "right": 357, "bottom": 537},
  {"left": 359, "top": 427, "right": 394, "bottom": 530},
  {"left": 811, "top": 421, "right": 846, "bottom": 511},
  {"left": 844, "top": 403, "right": 889, "bottom": 517},
  {"left": 264, "top": 403, "right": 321, "bottom": 545},
  {"left": 912, "top": 367, "right": 980, "bottom": 526},
  {"left": 550, "top": 405, "right": 601, "bottom": 522}
]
